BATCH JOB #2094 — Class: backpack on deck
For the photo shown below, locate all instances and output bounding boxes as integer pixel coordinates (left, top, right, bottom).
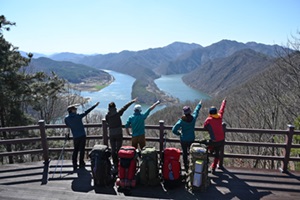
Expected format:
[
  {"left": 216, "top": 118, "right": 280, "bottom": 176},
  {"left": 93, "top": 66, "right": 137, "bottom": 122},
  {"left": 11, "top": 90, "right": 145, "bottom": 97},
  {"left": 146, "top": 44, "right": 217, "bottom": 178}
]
[
  {"left": 116, "top": 146, "right": 137, "bottom": 188},
  {"left": 188, "top": 143, "right": 210, "bottom": 192},
  {"left": 89, "top": 144, "right": 113, "bottom": 186},
  {"left": 162, "top": 147, "right": 181, "bottom": 188},
  {"left": 139, "top": 146, "right": 160, "bottom": 186}
]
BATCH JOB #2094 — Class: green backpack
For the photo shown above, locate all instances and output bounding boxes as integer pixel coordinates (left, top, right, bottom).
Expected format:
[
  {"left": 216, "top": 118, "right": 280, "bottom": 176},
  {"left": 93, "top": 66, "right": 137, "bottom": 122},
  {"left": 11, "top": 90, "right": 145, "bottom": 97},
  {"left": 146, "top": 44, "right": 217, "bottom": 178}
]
[
  {"left": 188, "top": 143, "right": 210, "bottom": 192},
  {"left": 139, "top": 146, "right": 161, "bottom": 186}
]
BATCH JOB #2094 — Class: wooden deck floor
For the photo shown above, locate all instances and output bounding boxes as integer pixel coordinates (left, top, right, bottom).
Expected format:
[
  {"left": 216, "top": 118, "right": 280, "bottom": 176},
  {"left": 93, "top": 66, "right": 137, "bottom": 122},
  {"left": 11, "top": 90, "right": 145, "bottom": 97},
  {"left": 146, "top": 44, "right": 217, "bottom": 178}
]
[{"left": 1, "top": 160, "right": 300, "bottom": 200}]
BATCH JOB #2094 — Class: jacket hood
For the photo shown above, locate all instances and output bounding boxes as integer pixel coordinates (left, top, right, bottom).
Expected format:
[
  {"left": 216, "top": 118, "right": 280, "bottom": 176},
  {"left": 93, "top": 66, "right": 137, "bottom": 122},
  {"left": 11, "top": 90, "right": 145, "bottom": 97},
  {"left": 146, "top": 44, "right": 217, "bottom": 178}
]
[
  {"left": 181, "top": 114, "right": 194, "bottom": 123},
  {"left": 209, "top": 114, "right": 221, "bottom": 119},
  {"left": 108, "top": 107, "right": 117, "bottom": 114}
]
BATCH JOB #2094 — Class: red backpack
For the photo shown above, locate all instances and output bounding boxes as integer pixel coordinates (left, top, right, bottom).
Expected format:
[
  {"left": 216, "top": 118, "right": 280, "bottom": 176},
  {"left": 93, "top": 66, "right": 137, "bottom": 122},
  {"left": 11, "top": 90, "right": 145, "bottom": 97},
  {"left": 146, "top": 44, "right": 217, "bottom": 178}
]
[
  {"left": 116, "top": 146, "right": 137, "bottom": 188},
  {"left": 162, "top": 147, "right": 181, "bottom": 188}
]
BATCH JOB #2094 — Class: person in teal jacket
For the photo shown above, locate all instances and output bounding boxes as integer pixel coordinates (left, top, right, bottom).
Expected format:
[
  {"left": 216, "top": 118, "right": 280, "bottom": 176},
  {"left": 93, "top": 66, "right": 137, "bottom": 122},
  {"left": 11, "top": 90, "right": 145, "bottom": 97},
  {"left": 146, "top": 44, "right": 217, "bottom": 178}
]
[
  {"left": 125, "top": 100, "right": 160, "bottom": 150},
  {"left": 172, "top": 100, "right": 202, "bottom": 173}
]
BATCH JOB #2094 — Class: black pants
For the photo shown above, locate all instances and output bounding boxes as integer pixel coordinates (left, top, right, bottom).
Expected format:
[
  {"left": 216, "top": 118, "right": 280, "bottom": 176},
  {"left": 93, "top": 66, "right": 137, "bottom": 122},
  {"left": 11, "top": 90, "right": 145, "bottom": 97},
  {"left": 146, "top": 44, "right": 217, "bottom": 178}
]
[
  {"left": 210, "top": 140, "right": 225, "bottom": 159},
  {"left": 180, "top": 140, "right": 194, "bottom": 171},
  {"left": 72, "top": 135, "right": 86, "bottom": 167},
  {"left": 110, "top": 134, "right": 123, "bottom": 168},
  {"left": 109, "top": 129, "right": 123, "bottom": 168}
]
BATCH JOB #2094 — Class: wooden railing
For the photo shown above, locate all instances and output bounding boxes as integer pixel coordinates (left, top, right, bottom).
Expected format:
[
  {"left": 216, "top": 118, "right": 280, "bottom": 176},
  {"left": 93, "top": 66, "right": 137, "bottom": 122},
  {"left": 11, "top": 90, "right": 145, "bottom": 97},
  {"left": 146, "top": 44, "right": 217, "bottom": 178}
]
[{"left": 1, "top": 120, "right": 300, "bottom": 173}]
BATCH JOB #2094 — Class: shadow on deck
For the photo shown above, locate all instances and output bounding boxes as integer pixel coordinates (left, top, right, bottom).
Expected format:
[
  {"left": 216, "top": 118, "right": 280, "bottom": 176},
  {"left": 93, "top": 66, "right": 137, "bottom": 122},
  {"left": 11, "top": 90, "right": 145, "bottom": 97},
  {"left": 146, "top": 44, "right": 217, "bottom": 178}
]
[{"left": 0, "top": 160, "right": 300, "bottom": 200}]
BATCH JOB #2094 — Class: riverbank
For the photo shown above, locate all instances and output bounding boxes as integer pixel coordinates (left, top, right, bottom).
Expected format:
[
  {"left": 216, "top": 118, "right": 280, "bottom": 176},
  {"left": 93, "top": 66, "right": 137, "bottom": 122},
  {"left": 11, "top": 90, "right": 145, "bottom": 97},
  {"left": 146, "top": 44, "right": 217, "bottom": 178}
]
[
  {"left": 145, "top": 80, "right": 179, "bottom": 105},
  {"left": 70, "top": 75, "right": 115, "bottom": 92}
]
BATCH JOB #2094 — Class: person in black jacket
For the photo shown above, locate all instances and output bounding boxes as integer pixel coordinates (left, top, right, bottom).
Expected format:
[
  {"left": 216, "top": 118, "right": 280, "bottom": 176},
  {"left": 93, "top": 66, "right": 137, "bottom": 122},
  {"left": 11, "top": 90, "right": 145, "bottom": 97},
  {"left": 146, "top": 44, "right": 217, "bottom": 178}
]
[{"left": 105, "top": 98, "right": 137, "bottom": 171}]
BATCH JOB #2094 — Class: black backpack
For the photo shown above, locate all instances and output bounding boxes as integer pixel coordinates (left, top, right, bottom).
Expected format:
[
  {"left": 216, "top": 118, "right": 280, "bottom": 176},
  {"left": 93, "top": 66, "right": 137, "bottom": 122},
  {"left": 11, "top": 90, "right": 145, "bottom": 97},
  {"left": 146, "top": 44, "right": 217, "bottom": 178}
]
[{"left": 89, "top": 144, "right": 112, "bottom": 186}]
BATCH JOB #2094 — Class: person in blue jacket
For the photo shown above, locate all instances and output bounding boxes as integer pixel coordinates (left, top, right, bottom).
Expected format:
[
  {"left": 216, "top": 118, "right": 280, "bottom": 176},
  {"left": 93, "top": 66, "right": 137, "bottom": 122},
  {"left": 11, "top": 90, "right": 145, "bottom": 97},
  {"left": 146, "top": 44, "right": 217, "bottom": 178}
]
[
  {"left": 65, "top": 102, "right": 99, "bottom": 171},
  {"left": 172, "top": 100, "right": 202, "bottom": 173}
]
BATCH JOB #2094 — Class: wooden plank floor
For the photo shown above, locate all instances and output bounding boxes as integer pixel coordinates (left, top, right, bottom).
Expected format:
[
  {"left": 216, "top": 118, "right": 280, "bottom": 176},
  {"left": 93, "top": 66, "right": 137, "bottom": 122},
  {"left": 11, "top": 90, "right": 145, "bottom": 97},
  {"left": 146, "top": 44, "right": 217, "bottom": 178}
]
[{"left": 0, "top": 160, "right": 300, "bottom": 200}]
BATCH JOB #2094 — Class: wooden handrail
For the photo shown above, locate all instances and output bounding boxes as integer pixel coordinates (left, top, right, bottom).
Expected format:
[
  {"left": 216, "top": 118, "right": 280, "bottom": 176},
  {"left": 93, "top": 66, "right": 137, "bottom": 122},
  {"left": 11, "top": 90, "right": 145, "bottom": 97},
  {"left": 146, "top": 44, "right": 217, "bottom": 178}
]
[{"left": 1, "top": 119, "right": 300, "bottom": 173}]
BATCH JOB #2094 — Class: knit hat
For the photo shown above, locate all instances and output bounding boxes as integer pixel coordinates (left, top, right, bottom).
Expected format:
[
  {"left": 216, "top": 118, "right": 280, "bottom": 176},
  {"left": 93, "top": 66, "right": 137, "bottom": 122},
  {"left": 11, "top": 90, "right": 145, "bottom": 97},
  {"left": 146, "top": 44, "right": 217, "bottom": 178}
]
[
  {"left": 134, "top": 104, "right": 142, "bottom": 112},
  {"left": 183, "top": 106, "right": 191, "bottom": 115},
  {"left": 209, "top": 106, "right": 217, "bottom": 114}
]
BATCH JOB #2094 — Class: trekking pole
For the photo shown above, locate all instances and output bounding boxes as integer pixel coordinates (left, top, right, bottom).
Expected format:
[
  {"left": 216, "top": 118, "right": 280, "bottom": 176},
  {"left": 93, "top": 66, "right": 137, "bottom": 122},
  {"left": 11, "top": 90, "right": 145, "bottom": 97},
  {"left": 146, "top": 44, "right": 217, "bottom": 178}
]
[
  {"left": 52, "top": 137, "right": 67, "bottom": 178},
  {"left": 161, "top": 131, "right": 167, "bottom": 167},
  {"left": 59, "top": 139, "right": 66, "bottom": 177}
]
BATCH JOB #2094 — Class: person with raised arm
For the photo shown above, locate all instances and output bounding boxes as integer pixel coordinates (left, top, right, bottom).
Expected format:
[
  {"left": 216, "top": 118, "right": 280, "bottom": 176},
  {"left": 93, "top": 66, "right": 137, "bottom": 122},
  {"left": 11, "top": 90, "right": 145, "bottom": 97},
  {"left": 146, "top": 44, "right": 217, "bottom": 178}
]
[
  {"left": 65, "top": 102, "right": 100, "bottom": 171},
  {"left": 105, "top": 98, "right": 137, "bottom": 172},
  {"left": 203, "top": 98, "right": 227, "bottom": 173},
  {"left": 172, "top": 100, "right": 202, "bottom": 173},
  {"left": 125, "top": 100, "right": 160, "bottom": 150}
]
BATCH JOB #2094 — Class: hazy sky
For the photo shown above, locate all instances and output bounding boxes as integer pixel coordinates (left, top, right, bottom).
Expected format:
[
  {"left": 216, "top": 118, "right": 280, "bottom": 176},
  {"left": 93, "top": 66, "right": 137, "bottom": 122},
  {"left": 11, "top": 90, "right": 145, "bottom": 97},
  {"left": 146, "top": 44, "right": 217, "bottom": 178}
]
[{"left": 1, "top": 0, "right": 299, "bottom": 54}]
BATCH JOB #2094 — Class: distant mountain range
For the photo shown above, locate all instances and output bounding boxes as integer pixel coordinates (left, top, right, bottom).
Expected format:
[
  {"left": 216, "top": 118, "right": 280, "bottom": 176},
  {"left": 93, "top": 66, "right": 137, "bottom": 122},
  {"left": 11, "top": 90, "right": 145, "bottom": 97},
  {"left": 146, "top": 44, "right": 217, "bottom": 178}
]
[
  {"left": 27, "top": 57, "right": 111, "bottom": 84},
  {"left": 21, "top": 39, "right": 286, "bottom": 102}
]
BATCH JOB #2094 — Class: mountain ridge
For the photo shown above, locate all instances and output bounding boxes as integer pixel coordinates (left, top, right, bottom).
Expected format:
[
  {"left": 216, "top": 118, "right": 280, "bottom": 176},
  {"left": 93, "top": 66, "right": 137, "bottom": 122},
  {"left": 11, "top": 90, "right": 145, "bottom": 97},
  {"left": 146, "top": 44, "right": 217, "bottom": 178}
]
[
  {"left": 21, "top": 39, "right": 286, "bottom": 103},
  {"left": 182, "top": 48, "right": 273, "bottom": 96}
]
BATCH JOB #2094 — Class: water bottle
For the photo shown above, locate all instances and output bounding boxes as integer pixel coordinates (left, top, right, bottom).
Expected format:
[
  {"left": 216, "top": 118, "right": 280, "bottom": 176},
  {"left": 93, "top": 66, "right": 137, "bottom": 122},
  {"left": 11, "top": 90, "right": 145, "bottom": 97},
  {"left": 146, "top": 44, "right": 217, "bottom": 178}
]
[{"left": 168, "top": 163, "right": 174, "bottom": 180}]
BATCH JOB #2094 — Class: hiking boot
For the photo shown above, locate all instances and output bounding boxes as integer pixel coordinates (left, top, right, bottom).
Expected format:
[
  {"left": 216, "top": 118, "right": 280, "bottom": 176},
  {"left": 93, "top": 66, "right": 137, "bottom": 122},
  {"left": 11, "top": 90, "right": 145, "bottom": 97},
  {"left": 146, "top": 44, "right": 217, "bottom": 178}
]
[
  {"left": 73, "top": 164, "right": 78, "bottom": 172},
  {"left": 211, "top": 167, "right": 216, "bottom": 174},
  {"left": 79, "top": 162, "right": 85, "bottom": 169},
  {"left": 210, "top": 163, "right": 216, "bottom": 174},
  {"left": 210, "top": 158, "right": 219, "bottom": 174},
  {"left": 185, "top": 167, "right": 189, "bottom": 174}
]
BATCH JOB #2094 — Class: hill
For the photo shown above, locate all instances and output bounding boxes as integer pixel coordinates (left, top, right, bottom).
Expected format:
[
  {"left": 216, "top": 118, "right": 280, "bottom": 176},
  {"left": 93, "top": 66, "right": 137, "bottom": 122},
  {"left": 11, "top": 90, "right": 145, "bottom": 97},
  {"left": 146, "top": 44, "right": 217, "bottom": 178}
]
[
  {"left": 182, "top": 49, "right": 273, "bottom": 96},
  {"left": 28, "top": 57, "right": 112, "bottom": 90},
  {"left": 160, "top": 40, "right": 281, "bottom": 75}
]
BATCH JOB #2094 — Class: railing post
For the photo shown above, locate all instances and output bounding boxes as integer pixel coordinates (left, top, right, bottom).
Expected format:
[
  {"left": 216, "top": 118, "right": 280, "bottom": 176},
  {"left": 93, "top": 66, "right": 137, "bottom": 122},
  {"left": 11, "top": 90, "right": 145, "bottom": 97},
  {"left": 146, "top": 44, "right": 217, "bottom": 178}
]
[
  {"left": 102, "top": 119, "right": 108, "bottom": 146},
  {"left": 219, "top": 122, "right": 226, "bottom": 168},
  {"left": 159, "top": 120, "right": 165, "bottom": 158},
  {"left": 39, "top": 120, "right": 49, "bottom": 163},
  {"left": 281, "top": 124, "right": 294, "bottom": 173}
]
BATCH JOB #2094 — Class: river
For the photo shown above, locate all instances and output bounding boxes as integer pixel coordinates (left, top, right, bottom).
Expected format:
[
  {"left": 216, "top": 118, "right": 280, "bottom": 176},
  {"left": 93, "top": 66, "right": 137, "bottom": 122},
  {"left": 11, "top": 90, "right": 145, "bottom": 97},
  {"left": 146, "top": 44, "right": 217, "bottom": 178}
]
[
  {"left": 80, "top": 70, "right": 210, "bottom": 123},
  {"left": 154, "top": 74, "right": 211, "bottom": 102}
]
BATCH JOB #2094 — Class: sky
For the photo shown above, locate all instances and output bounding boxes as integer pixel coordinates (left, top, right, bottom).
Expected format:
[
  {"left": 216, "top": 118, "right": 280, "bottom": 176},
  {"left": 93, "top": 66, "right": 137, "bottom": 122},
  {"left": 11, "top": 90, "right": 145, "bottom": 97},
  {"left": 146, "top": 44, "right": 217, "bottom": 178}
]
[{"left": 1, "top": 0, "right": 300, "bottom": 55}]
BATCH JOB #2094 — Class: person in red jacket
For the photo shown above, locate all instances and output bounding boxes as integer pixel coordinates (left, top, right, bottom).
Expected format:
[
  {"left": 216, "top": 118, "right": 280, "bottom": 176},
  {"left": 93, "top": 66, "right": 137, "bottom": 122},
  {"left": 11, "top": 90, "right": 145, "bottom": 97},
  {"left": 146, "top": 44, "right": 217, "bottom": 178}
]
[{"left": 204, "top": 98, "right": 226, "bottom": 173}]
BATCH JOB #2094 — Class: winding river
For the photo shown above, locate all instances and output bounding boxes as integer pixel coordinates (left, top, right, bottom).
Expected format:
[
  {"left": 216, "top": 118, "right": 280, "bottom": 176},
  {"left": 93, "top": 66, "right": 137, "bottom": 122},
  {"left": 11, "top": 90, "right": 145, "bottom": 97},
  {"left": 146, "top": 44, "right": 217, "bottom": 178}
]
[{"left": 80, "top": 70, "right": 210, "bottom": 123}]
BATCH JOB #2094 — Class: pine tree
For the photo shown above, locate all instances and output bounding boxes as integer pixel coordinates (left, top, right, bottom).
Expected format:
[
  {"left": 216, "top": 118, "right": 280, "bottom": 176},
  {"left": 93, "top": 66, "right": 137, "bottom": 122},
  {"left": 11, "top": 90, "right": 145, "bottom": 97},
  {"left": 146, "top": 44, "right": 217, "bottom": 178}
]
[{"left": 0, "top": 15, "right": 65, "bottom": 163}]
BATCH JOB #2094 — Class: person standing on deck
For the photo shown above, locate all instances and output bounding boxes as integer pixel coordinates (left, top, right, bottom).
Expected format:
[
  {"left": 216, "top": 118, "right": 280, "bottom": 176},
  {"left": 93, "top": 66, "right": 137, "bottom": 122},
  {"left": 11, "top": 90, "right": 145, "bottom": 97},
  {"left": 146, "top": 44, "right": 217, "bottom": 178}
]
[
  {"left": 105, "top": 98, "right": 137, "bottom": 172},
  {"left": 172, "top": 100, "right": 202, "bottom": 173},
  {"left": 64, "top": 102, "right": 99, "bottom": 171},
  {"left": 203, "top": 98, "right": 226, "bottom": 173},
  {"left": 125, "top": 100, "right": 160, "bottom": 150}
]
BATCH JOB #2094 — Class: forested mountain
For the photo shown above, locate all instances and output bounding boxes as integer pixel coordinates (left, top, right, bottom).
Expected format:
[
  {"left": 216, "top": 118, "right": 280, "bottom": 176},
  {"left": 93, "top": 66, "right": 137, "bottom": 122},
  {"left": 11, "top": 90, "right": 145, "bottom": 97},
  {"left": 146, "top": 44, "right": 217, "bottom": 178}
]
[
  {"left": 47, "top": 40, "right": 281, "bottom": 85},
  {"left": 48, "top": 40, "right": 279, "bottom": 79},
  {"left": 51, "top": 42, "right": 201, "bottom": 80},
  {"left": 182, "top": 49, "right": 273, "bottom": 96},
  {"left": 160, "top": 40, "right": 281, "bottom": 75},
  {"left": 28, "top": 57, "right": 111, "bottom": 83},
  {"left": 223, "top": 51, "right": 300, "bottom": 129}
]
